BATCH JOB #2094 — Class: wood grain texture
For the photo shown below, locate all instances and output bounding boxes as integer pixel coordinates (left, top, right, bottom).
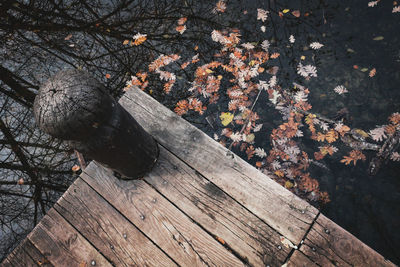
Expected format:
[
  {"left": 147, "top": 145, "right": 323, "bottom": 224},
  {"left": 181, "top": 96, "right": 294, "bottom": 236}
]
[
  {"left": 54, "top": 177, "right": 176, "bottom": 266},
  {"left": 2, "top": 238, "right": 50, "bottom": 267},
  {"left": 285, "top": 250, "right": 318, "bottom": 267},
  {"left": 299, "top": 214, "right": 395, "bottom": 266},
  {"left": 120, "top": 87, "right": 318, "bottom": 244},
  {"left": 145, "top": 146, "right": 290, "bottom": 266},
  {"left": 81, "top": 162, "right": 245, "bottom": 267},
  {"left": 27, "top": 208, "right": 111, "bottom": 267},
  {"left": 22, "top": 239, "right": 53, "bottom": 267}
]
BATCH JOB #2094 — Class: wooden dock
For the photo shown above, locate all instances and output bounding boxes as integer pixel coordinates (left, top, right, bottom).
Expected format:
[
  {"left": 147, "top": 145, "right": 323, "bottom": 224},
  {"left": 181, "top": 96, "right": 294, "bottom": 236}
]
[{"left": 2, "top": 87, "right": 395, "bottom": 266}]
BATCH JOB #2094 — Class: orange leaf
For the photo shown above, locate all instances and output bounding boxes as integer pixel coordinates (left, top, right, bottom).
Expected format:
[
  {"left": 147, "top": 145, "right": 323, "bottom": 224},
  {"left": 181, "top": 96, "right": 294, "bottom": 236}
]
[
  {"left": 72, "top": 165, "right": 80, "bottom": 172},
  {"left": 270, "top": 52, "right": 280, "bottom": 59},
  {"left": 216, "top": 236, "right": 225, "bottom": 245},
  {"left": 177, "top": 17, "right": 187, "bottom": 25},
  {"left": 105, "top": 73, "right": 111, "bottom": 79}
]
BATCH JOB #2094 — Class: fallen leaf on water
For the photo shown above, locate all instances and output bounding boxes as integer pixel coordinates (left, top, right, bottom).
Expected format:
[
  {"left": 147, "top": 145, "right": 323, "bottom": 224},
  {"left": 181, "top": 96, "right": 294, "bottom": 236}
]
[
  {"left": 369, "top": 68, "right": 376, "bottom": 77},
  {"left": 373, "top": 36, "right": 384, "bottom": 41},
  {"left": 360, "top": 67, "right": 369, "bottom": 72},
  {"left": 72, "top": 165, "right": 81, "bottom": 172},
  {"left": 285, "top": 181, "right": 294, "bottom": 189},
  {"left": 105, "top": 73, "right": 111, "bottom": 79},
  {"left": 292, "top": 10, "right": 301, "bottom": 17},
  {"left": 220, "top": 112, "right": 234, "bottom": 126},
  {"left": 64, "top": 34, "right": 72, "bottom": 40},
  {"left": 282, "top": 9, "right": 290, "bottom": 13}
]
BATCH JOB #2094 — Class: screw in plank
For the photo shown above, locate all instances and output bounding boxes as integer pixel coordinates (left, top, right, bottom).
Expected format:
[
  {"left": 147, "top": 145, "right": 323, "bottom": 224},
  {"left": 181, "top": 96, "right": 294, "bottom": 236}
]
[
  {"left": 123, "top": 233, "right": 127, "bottom": 239},
  {"left": 277, "top": 245, "right": 282, "bottom": 250},
  {"left": 312, "top": 247, "right": 316, "bottom": 252},
  {"left": 91, "top": 260, "right": 96, "bottom": 266},
  {"left": 324, "top": 228, "right": 330, "bottom": 234},
  {"left": 140, "top": 215, "right": 145, "bottom": 220},
  {"left": 152, "top": 198, "right": 157, "bottom": 203},
  {"left": 110, "top": 244, "right": 114, "bottom": 250}
]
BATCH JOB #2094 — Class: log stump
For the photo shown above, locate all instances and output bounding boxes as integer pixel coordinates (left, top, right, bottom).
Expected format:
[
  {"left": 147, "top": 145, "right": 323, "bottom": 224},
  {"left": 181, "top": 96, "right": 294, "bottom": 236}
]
[{"left": 33, "top": 69, "right": 159, "bottom": 179}]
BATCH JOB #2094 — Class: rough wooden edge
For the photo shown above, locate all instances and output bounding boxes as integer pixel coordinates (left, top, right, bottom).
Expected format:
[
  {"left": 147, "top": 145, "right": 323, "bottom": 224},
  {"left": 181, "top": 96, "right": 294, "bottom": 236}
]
[
  {"left": 299, "top": 214, "right": 395, "bottom": 266},
  {"left": 2, "top": 238, "right": 52, "bottom": 267},
  {"left": 285, "top": 250, "right": 318, "bottom": 267},
  {"left": 120, "top": 87, "right": 318, "bottom": 244},
  {"left": 27, "top": 208, "right": 111, "bottom": 266},
  {"left": 54, "top": 177, "right": 177, "bottom": 266}
]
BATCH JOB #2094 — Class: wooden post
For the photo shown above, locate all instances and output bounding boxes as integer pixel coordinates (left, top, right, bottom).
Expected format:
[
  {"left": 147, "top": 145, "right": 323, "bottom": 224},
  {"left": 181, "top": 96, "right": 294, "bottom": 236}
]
[{"left": 33, "top": 69, "right": 159, "bottom": 179}]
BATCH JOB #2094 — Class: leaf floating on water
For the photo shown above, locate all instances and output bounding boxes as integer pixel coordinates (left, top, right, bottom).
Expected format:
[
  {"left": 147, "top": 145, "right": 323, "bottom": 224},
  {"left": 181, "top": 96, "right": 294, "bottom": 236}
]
[
  {"left": 220, "top": 112, "right": 234, "bottom": 126},
  {"left": 310, "top": 42, "right": 324, "bottom": 50},
  {"left": 373, "top": 36, "right": 384, "bottom": 41},
  {"left": 368, "top": 1, "right": 379, "bottom": 7},
  {"left": 369, "top": 68, "right": 377, "bottom": 77},
  {"left": 360, "top": 67, "right": 369, "bottom": 72},
  {"left": 282, "top": 9, "right": 290, "bottom": 13},
  {"left": 64, "top": 34, "right": 73, "bottom": 40},
  {"left": 292, "top": 10, "right": 301, "bottom": 17},
  {"left": 72, "top": 165, "right": 81, "bottom": 172}
]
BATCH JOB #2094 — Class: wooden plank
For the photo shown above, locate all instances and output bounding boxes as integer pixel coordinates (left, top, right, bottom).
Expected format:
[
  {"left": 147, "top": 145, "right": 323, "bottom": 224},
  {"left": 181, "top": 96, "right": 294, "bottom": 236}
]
[
  {"left": 27, "top": 208, "right": 111, "bottom": 267},
  {"left": 299, "top": 214, "right": 395, "bottom": 266},
  {"left": 145, "top": 146, "right": 290, "bottom": 266},
  {"left": 81, "top": 162, "right": 245, "bottom": 267},
  {"left": 54, "top": 177, "right": 177, "bottom": 266},
  {"left": 285, "top": 250, "right": 318, "bottom": 267},
  {"left": 3, "top": 238, "right": 49, "bottom": 267},
  {"left": 120, "top": 87, "right": 318, "bottom": 244},
  {"left": 22, "top": 239, "right": 54, "bottom": 266},
  {"left": 0, "top": 258, "right": 13, "bottom": 267}
]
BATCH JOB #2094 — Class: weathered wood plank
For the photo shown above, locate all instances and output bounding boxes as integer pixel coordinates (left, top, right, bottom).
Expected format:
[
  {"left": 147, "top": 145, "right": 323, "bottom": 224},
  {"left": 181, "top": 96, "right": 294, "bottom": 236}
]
[
  {"left": 0, "top": 258, "right": 13, "bottom": 267},
  {"left": 300, "top": 214, "right": 395, "bottom": 266},
  {"left": 120, "top": 87, "right": 318, "bottom": 244},
  {"left": 27, "top": 208, "right": 111, "bottom": 267},
  {"left": 145, "top": 146, "right": 290, "bottom": 266},
  {"left": 4, "top": 240, "right": 38, "bottom": 267},
  {"left": 54, "top": 177, "right": 177, "bottom": 266},
  {"left": 285, "top": 250, "right": 318, "bottom": 267},
  {"left": 81, "top": 162, "right": 245, "bottom": 267},
  {"left": 4, "top": 238, "right": 50, "bottom": 267},
  {"left": 22, "top": 239, "right": 53, "bottom": 267}
]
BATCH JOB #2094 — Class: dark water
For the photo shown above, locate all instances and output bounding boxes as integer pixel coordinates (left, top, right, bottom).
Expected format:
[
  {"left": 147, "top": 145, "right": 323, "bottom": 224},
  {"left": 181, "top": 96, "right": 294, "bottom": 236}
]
[
  {"left": 1, "top": 0, "right": 399, "bottom": 264},
  {"left": 175, "top": 0, "right": 400, "bottom": 264}
]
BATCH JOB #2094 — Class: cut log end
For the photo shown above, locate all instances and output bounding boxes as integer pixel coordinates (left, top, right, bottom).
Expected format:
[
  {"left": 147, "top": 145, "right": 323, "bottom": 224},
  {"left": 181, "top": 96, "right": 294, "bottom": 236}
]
[{"left": 33, "top": 69, "right": 159, "bottom": 179}]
